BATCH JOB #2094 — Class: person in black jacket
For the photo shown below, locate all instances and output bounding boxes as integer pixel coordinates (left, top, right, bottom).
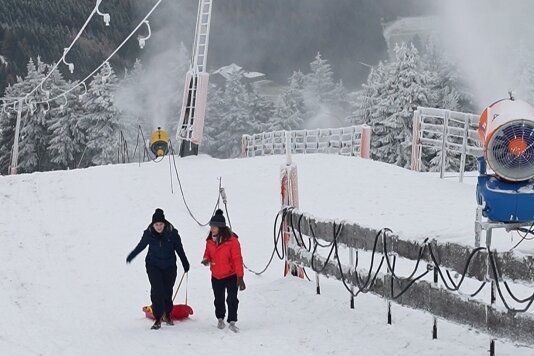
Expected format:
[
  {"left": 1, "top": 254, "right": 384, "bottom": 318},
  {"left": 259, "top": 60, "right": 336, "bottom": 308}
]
[{"left": 126, "top": 208, "right": 190, "bottom": 330}]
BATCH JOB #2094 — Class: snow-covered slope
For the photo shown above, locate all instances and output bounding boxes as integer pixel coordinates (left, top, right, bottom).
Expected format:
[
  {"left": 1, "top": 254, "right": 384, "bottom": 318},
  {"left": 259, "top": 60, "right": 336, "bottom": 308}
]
[{"left": 0, "top": 154, "right": 532, "bottom": 355}]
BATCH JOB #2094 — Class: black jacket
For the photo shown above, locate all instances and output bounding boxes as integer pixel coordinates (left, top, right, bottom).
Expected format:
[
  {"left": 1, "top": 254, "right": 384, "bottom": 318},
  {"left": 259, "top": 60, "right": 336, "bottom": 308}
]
[{"left": 127, "top": 222, "right": 190, "bottom": 271}]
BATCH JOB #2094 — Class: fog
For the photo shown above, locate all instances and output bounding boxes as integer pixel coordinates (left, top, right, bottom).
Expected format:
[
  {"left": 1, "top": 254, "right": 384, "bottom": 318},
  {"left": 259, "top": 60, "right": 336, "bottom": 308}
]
[
  {"left": 434, "top": 0, "right": 534, "bottom": 109},
  {"left": 114, "top": 0, "right": 195, "bottom": 132}
]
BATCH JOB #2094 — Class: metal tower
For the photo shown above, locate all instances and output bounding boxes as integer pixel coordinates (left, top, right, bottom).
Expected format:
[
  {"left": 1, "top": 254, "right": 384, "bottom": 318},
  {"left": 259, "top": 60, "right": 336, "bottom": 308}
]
[{"left": 176, "top": 0, "right": 213, "bottom": 157}]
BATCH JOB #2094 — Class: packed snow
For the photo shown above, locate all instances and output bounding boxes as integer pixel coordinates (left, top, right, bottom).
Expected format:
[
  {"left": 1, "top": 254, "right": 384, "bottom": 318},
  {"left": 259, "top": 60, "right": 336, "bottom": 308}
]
[{"left": 1, "top": 154, "right": 533, "bottom": 355}]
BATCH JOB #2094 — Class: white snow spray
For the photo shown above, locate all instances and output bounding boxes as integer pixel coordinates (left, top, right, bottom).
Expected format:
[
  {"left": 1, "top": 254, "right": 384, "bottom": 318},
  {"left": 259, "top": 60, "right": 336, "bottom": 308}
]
[
  {"left": 114, "top": 0, "right": 194, "bottom": 134},
  {"left": 434, "top": 0, "right": 534, "bottom": 109}
]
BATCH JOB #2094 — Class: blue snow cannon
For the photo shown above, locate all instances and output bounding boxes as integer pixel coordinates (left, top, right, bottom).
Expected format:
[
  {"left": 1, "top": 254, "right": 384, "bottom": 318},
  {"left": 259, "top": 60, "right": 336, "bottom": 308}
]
[{"left": 476, "top": 98, "right": 534, "bottom": 223}]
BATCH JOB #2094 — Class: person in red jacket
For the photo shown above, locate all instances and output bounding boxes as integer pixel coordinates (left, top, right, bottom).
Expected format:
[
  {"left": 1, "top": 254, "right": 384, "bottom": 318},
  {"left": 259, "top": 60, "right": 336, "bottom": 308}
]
[{"left": 202, "top": 209, "right": 245, "bottom": 331}]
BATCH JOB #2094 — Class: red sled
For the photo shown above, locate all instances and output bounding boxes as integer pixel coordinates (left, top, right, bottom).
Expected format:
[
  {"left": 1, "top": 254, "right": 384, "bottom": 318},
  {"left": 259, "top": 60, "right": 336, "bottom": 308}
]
[{"left": 142, "top": 304, "right": 193, "bottom": 320}]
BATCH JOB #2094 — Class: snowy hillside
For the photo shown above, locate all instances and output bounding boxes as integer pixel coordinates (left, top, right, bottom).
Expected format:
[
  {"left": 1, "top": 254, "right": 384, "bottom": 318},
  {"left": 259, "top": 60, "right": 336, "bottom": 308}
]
[{"left": 1, "top": 154, "right": 532, "bottom": 355}]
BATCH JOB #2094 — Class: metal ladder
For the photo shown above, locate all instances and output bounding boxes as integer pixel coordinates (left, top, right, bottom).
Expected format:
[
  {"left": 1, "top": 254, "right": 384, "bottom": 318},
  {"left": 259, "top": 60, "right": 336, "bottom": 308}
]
[
  {"left": 177, "top": 0, "right": 213, "bottom": 154},
  {"left": 192, "top": 0, "right": 212, "bottom": 74}
]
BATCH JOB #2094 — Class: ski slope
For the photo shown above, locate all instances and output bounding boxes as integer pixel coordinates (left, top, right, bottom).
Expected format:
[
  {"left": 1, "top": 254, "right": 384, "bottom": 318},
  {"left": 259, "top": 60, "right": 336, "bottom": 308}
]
[{"left": 0, "top": 154, "right": 533, "bottom": 355}]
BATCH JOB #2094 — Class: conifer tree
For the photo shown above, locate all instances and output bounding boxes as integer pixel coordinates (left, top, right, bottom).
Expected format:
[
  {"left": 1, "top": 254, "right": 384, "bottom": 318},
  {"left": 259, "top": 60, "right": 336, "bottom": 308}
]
[
  {"left": 80, "top": 63, "right": 120, "bottom": 166},
  {"left": 47, "top": 69, "right": 87, "bottom": 170},
  {"left": 15, "top": 57, "right": 50, "bottom": 173},
  {"left": 269, "top": 71, "right": 306, "bottom": 131}
]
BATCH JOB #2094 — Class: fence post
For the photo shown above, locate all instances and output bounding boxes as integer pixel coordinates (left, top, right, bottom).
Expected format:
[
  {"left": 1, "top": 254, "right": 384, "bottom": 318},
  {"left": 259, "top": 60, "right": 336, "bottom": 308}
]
[
  {"left": 349, "top": 247, "right": 355, "bottom": 308},
  {"left": 241, "top": 135, "right": 248, "bottom": 157},
  {"left": 440, "top": 111, "right": 450, "bottom": 179},
  {"left": 459, "top": 115, "right": 469, "bottom": 183},
  {"left": 281, "top": 131, "right": 305, "bottom": 279},
  {"left": 411, "top": 109, "right": 421, "bottom": 171},
  {"left": 360, "top": 125, "right": 371, "bottom": 159}
]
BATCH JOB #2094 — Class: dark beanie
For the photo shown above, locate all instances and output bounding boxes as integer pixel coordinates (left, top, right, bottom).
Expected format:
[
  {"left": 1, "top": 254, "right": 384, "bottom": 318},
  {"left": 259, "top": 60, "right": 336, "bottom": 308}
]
[
  {"left": 209, "top": 209, "right": 226, "bottom": 227},
  {"left": 152, "top": 208, "right": 166, "bottom": 224}
]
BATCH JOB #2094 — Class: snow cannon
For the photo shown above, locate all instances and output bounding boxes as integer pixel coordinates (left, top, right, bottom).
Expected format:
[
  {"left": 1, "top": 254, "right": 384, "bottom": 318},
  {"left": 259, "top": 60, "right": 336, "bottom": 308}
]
[
  {"left": 149, "top": 127, "right": 170, "bottom": 157},
  {"left": 476, "top": 97, "right": 534, "bottom": 223}
]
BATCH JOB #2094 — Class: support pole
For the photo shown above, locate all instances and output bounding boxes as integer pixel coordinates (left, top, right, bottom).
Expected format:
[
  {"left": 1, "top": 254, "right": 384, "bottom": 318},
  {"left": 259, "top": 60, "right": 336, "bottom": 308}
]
[
  {"left": 349, "top": 247, "right": 355, "bottom": 308},
  {"left": 432, "top": 268, "right": 438, "bottom": 339},
  {"left": 485, "top": 228, "right": 495, "bottom": 356},
  {"left": 9, "top": 100, "right": 23, "bottom": 175},
  {"left": 439, "top": 111, "right": 449, "bottom": 179}
]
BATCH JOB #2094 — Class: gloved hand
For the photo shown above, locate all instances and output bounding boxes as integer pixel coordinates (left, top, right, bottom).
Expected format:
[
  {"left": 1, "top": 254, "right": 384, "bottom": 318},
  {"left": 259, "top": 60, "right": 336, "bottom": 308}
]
[
  {"left": 126, "top": 255, "right": 133, "bottom": 264},
  {"left": 183, "top": 262, "right": 190, "bottom": 273},
  {"left": 201, "top": 259, "right": 210, "bottom": 266},
  {"left": 237, "top": 276, "right": 246, "bottom": 291}
]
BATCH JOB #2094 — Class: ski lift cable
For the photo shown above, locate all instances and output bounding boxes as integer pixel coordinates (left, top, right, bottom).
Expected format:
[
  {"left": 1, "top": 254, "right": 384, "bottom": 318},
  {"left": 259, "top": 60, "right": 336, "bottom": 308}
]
[
  {"left": 33, "top": 0, "right": 163, "bottom": 106},
  {"left": 1, "top": 0, "right": 106, "bottom": 109}
]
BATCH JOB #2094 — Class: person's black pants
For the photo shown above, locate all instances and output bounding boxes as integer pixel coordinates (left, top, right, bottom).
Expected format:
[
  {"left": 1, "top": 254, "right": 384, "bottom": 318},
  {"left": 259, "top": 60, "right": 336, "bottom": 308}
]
[
  {"left": 146, "top": 264, "right": 177, "bottom": 320},
  {"left": 211, "top": 274, "right": 239, "bottom": 322}
]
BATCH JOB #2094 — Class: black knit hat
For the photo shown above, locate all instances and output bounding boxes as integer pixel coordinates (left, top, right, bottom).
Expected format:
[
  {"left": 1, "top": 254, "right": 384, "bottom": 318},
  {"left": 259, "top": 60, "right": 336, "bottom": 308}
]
[
  {"left": 152, "top": 208, "right": 166, "bottom": 224},
  {"left": 209, "top": 209, "right": 226, "bottom": 227}
]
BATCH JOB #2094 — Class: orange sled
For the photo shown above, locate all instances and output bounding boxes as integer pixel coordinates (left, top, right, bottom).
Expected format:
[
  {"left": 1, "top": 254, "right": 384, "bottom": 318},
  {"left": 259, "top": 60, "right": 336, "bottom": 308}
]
[
  {"left": 142, "top": 304, "right": 193, "bottom": 320},
  {"left": 142, "top": 272, "right": 192, "bottom": 320}
]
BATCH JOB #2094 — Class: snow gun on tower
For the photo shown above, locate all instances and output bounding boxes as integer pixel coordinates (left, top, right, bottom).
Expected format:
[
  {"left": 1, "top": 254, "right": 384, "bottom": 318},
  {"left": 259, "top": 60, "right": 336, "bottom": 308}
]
[
  {"left": 149, "top": 127, "right": 170, "bottom": 157},
  {"left": 475, "top": 95, "right": 534, "bottom": 246}
]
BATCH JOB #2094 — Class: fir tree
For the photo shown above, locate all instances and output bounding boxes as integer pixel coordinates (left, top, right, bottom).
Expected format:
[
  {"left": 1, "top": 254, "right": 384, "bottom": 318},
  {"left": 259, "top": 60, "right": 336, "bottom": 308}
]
[
  {"left": 248, "top": 83, "right": 276, "bottom": 133},
  {"left": 353, "top": 61, "right": 388, "bottom": 126},
  {"left": 0, "top": 84, "right": 20, "bottom": 174},
  {"left": 304, "top": 52, "right": 348, "bottom": 123},
  {"left": 364, "top": 43, "right": 430, "bottom": 168},
  {"left": 269, "top": 71, "right": 306, "bottom": 131},
  {"left": 80, "top": 63, "right": 120, "bottom": 166},
  {"left": 420, "top": 37, "right": 474, "bottom": 113},
  {"left": 47, "top": 69, "right": 87, "bottom": 170},
  {"left": 15, "top": 57, "right": 50, "bottom": 173},
  {"left": 204, "top": 71, "right": 255, "bottom": 158}
]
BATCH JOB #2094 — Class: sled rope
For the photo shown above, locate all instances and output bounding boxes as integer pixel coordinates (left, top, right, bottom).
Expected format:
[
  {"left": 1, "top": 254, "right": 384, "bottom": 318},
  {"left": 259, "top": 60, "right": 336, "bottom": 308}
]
[{"left": 172, "top": 272, "right": 188, "bottom": 304}]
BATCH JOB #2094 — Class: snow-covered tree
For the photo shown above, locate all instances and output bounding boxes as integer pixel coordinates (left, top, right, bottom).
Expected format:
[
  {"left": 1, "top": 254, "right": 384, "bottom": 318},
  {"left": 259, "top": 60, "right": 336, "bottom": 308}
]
[
  {"left": 15, "top": 57, "right": 50, "bottom": 173},
  {"left": 80, "top": 63, "right": 120, "bottom": 166},
  {"left": 249, "top": 85, "right": 276, "bottom": 133},
  {"left": 269, "top": 71, "right": 306, "bottom": 131},
  {"left": 0, "top": 84, "right": 20, "bottom": 174},
  {"left": 420, "top": 37, "right": 474, "bottom": 113},
  {"left": 303, "top": 52, "right": 348, "bottom": 125},
  {"left": 305, "top": 52, "right": 346, "bottom": 106},
  {"left": 47, "top": 68, "right": 87, "bottom": 170},
  {"left": 352, "top": 61, "right": 388, "bottom": 126},
  {"left": 361, "top": 43, "right": 430, "bottom": 168},
  {"left": 203, "top": 71, "right": 256, "bottom": 158}
]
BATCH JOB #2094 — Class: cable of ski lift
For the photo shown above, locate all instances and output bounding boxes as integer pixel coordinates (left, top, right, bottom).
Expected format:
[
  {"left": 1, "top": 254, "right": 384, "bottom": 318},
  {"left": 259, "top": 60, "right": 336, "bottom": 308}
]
[
  {"left": 0, "top": 0, "right": 107, "bottom": 109},
  {"left": 78, "top": 82, "right": 88, "bottom": 100},
  {"left": 40, "top": 84, "right": 50, "bottom": 99},
  {"left": 59, "top": 94, "right": 68, "bottom": 111},
  {"left": 138, "top": 21, "right": 152, "bottom": 49},
  {"left": 33, "top": 0, "right": 163, "bottom": 106},
  {"left": 96, "top": 0, "right": 111, "bottom": 26},
  {"left": 62, "top": 48, "right": 75, "bottom": 74}
]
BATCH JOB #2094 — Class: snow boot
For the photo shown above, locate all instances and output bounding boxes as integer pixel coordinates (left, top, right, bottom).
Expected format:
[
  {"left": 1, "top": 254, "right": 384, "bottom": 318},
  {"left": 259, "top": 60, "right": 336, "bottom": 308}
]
[
  {"left": 151, "top": 319, "right": 162, "bottom": 330},
  {"left": 217, "top": 318, "right": 226, "bottom": 329},
  {"left": 229, "top": 321, "right": 239, "bottom": 333},
  {"left": 162, "top": 314, "right": 174, "bottom": 326}
]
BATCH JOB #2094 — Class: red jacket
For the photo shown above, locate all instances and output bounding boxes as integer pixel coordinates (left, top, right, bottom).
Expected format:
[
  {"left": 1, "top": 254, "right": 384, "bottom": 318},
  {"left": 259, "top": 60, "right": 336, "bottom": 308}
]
[{"left": 203, "top": 234, "right": 244, "bottom": 279}]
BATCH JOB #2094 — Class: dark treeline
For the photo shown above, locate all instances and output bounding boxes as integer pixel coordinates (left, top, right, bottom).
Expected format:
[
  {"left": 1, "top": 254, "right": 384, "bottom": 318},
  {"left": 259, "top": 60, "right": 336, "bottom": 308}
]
[{"left": 0, "top": 0, "right": 437, "bottom": 95}]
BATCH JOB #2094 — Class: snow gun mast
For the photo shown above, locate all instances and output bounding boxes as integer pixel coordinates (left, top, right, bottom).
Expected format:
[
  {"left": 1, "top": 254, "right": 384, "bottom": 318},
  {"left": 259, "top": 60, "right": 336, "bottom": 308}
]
[{"left": 176, "top": 0, "right": 213, "bottom": 157}]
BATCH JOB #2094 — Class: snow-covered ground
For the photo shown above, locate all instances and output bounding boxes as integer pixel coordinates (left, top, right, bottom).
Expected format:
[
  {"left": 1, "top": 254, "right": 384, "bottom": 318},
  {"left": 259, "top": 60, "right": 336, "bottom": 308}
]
[{"left": 1, "top": 154, "right": 533, "bottom": 355}]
